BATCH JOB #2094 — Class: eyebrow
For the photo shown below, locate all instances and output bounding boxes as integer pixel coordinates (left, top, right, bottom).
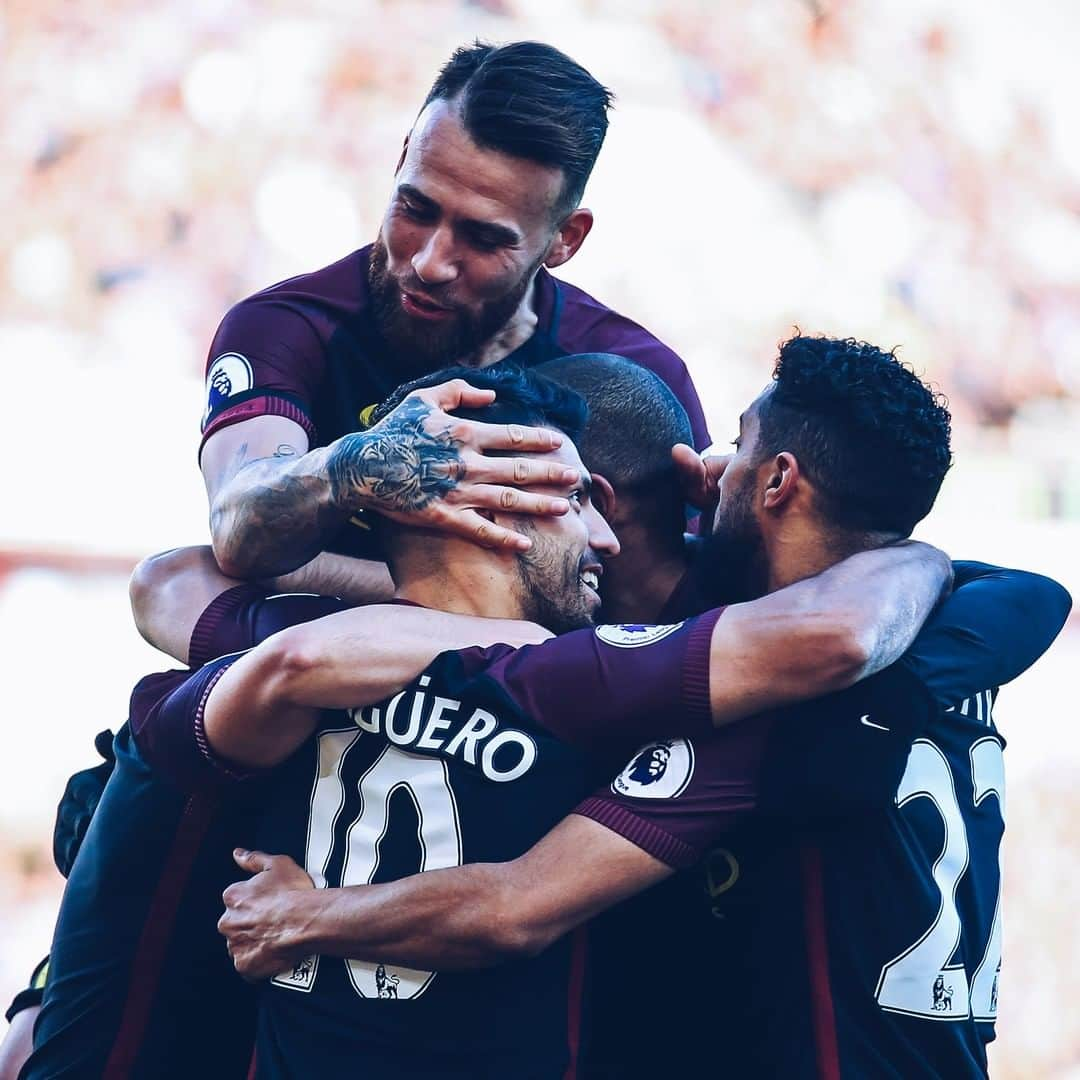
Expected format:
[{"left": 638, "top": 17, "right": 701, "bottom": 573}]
[{"left": 397, "top": 183, "right": 522, "bottom": 247}]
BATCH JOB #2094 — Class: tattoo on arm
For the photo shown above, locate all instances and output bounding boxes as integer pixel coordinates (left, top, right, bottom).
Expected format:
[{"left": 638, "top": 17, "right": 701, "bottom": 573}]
[
  {"left": 211, "top": 466, "right": 342, "bottom": 576},
  {"left": 210, "top": 399, "right": 468, "bottom": 577},
  {"left": 327, "top": 397, "right": 465, "bottom": 515}
]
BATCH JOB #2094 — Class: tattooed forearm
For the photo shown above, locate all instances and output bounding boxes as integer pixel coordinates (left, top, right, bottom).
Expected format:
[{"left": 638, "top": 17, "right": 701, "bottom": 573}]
[
  {"left": 211, "top": 456, "right": 344, "bottom": 578},
  {"left": 213, "top": 468, "right": 341, "bottom": 578},
  {"left": 327, "top": 397, "right": 465, "bottom": 515},
  {"left": 210, "top": 398, "right": 472, "bottom": 579}
]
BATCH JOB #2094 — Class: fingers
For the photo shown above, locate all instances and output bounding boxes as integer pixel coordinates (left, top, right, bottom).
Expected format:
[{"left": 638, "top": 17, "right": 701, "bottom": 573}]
[
  {"left": 455, "top": 510, "right": 534, "bottom": 552},
  {"left": 464, "top": 454, "right": 579, "bottom": 490},
  {"left": 672, "top": 443, "right": 708, "bottom": 506},
  {"left": 703, "top": 453, "right": 732, "bottom": 484},
  {"left": 233, "top": 848, "right": 273, "bottom": 873},
  {"left": 672, "top": 445, "right": 732, "bottom": 510},
  {"left": 445, "top": 417, "right": 562, "bottom": 454},
  {"left": 417, "top": 380, "right": 563, "bottom": 452},
  {"left": 418, "top": 379, "right": 496, "bottom": 412},
  {"left": 485, "top": 487, "right": 571, "bottom": 517}
]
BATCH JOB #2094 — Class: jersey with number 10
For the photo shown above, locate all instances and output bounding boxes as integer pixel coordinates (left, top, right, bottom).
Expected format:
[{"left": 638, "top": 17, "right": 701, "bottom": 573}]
[{"left": 149, "top": 609, "right": 721, "bottom": 1079}]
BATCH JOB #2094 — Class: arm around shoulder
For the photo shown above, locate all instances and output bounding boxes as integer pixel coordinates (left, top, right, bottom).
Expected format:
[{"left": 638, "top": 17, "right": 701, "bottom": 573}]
[{"left": 707, "top": 541, "right": 952, "bottom": 724}]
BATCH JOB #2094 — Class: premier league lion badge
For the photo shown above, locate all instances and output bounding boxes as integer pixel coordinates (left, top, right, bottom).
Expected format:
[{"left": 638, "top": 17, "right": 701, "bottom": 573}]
[
  {"left": 203, "top": 352, "right": 254, "bottom": 424},
  {"left": 612, "top": 739, "right": 695, "bottom": 799}
]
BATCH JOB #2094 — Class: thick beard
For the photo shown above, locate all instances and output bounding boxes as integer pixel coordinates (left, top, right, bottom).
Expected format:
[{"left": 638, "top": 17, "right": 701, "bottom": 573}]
[
  {"left": 367, "top": 238, "right": 537, "bottom": 377},
  {"left": 704, "top": 475, "right": 768, "bottom": 602},
  {"left": 515, "top": 539, "right": 595, "bottom": 635}
]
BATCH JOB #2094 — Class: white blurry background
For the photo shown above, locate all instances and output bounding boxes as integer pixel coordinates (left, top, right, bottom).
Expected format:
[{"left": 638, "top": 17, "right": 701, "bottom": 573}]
[{"left": 1, "top": 1, "right": 1078, "bottom": 1074}]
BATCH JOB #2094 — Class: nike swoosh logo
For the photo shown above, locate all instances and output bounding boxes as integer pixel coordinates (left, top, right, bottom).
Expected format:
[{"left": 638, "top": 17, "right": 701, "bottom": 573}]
[{"left": 860, "top": 714, "right": 891, "bottom": 732}]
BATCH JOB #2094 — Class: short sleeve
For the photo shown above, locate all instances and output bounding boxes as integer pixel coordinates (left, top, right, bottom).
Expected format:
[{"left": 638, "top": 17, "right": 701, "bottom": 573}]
[
  {"left": 199, "top": 297, "right": 328, "bottom": 455},
  {"left": 574, "top": 719, "right": 773, "bottom": 869},
  {"left": 188, "top": 587, "right": 350, "bottom": 667},
  {"left": 900, "top": 561, "right": 1071, "bottom": 708},
  {"left": 130, "top": 655, "right": 248, "bottom": 793},
  {"left": 573, "top": 662, "right": 938, "bottom": 868},
  {"left": 456, "top": 611, "right": 724, "bottom": 751}
]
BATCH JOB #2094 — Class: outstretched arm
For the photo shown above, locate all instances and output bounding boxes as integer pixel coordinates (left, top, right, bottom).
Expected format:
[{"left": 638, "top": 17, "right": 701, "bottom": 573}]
[
  {"left": 204, "top": 379, "right": 577, "bottom": 578},
  {"left": 220, "top": 815, "right": 665, "bottom": 980},
  {"left": 203, "top": 609, "right": 551, "bottom": 768},
  {"left": 707, "top": 540, "right": 951, "bottom": 723},
  {"left": 130, "top": 545, "right": 393, "bottom": 664},
  {"left": 198, "top": 540, "right": 949, "bottom": 770}
]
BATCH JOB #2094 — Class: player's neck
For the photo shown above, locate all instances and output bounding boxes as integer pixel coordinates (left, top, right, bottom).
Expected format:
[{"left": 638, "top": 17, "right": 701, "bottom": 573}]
[
  {"left": 763, "top": 523, "right": 844, "bottom": 594},
  {"left": 471, "top": 278, "right": 539, "bottom": 368},
  {"left": 392, "top": 546, "right": 529, "bottom": 621},
  {"left": 764, "top": 523, "right": 897, "bottom": 594}
]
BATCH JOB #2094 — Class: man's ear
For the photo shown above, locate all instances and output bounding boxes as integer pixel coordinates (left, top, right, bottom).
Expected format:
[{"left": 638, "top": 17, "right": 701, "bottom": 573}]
[
  {"left": 394, "top": 133, "right": 409, "bottom": 174},
  {"left": 544, "top": 208, "right": 593, "bottom": 268},
  {"left": 590, "top": 473, "right": 618, "bottom": 522},
  {"left": 761, "top": 452, "right": 800, "bottom": 511}
]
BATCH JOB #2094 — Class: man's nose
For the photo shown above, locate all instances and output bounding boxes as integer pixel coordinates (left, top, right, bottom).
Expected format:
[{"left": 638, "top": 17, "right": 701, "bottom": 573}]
[
  {"left": 411, "top": 228, "right": 458, "bottom": 286},
  {"left": 588, "top": 509, "right": 621, "bottom": 559}
]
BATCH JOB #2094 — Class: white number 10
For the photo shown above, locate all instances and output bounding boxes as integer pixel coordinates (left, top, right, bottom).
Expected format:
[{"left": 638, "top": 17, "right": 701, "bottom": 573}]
[{"left": 874, "top": 736, "right": 1005, "bottom": 1021}]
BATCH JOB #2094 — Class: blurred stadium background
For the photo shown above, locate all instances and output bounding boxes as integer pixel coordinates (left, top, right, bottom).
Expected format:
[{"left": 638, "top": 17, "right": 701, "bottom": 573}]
[{"left": 2, "top": 1, "right": 1077, "bottom": 1074}]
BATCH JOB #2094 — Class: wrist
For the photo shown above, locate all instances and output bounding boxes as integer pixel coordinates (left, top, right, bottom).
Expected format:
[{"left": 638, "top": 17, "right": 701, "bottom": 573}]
[
  {"left": 326, "top": 433, "right": 379, "bottom": 515},
  {"left": 291, "top": 886, "right": 335, "bottom": 954}
]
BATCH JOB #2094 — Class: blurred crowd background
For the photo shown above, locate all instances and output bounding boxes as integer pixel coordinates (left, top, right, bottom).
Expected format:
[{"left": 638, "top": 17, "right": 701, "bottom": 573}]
[{"left": 2, "top": 0, "right": 1077, "bottom": 1075}]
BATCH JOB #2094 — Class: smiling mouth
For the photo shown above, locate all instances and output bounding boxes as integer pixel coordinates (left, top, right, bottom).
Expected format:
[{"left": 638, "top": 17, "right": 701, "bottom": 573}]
[{"left": 580, "top": 568, "right": 601, "bottom": 593}]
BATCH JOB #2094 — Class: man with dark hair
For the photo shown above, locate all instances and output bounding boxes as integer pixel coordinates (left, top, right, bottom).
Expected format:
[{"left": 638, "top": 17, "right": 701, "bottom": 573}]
[
  {"left": 20, "top": 367, "right": 607, "bottom": 1080},
  {"left": 199, "top": 39, "right": 709, "bottom": 583},
  {"left": 210, "top": 339, "right": 1069, "bottom": 1078},
  {"left": 712, "top": 334, "right": 953, "bottom": 590},
  {"left": 421, "top": 41, "right": 612, "bottom": 217},
  {"left": 538, "top": 353, "right": 697, "bottom": 621},
  {"left": 30, "top": 357, "right": 951, "bottom": 1078}
]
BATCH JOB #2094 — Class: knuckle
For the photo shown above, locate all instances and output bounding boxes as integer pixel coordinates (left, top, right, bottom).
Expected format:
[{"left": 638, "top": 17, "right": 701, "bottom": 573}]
[
  {"left": 513, "top": 459, "right": 530, "bottom": 483},
  {"left": 506, "top": 423, "right": 525, "bottom": 445},
  {"left": 499, "top": 488, "right": 517, "bottom": 509}
]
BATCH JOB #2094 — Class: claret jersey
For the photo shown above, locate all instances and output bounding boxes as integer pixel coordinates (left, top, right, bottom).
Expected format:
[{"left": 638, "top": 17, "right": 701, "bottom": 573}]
[
  {"left": 141, "top": 610, "right": 723, "bottom": 1078},
  {"left": 198, "top": 246, "right": 711, "bottom": 560},
  {"left": 24, "top": 588, "right": 350, "bottom": 1080},
  {"left": 575, "top": 563, "right": 1071, "bottom": 1079}
]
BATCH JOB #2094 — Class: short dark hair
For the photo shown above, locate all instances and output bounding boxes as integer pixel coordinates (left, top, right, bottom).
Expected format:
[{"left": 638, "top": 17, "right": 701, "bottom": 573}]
[
  {"left": 539, "top": 353, "right": 692, "bottom": 548},
  {"left": 753, "top": 335, "right": 952, "bottom": 537},
  {"left": 371, "top": 363, "right": 587, "bottom": 441},
  {"left": 423, "top": 40, "right": 613, "bottom": 215}
]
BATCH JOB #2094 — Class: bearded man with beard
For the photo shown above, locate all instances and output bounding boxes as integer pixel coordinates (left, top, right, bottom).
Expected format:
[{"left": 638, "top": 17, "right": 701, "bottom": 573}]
[{"left": 197, "top": 39, "right": 709, "bottom": 590}]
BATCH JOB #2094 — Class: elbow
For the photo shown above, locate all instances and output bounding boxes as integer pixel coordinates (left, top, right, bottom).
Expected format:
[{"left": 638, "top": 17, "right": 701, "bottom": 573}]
[
  {"left": 481, "top": 882, "right": 560, "bottom": 962},
  {"left": 806, "top": 614, "right": 874, "bottom": 693},
  {"left": 255, "top": 627, "right": 324, "bottom": 706},
  {"left": 209, "top": 494, "right": 259, "bottom": 579},
  {"left": 486, "top": 918, "right": 551, "bottom": 962},
  {"left": 130, "top": 546, "right": 215, "bottom": 639},
  {"left": 209, "top": 521, "right": 251, "bottom": 580}
]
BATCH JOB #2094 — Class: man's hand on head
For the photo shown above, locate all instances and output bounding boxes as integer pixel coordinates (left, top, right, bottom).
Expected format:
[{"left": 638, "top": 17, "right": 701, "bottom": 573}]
[
  {"left": 220, "top": 850, "right": 317, "bottom": 982},
  {"left": 329, "top": 378, "right": 580, "bottom": 552},
  {"left": 672, "top": 444, "right": 730, "bottom": 525}
]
